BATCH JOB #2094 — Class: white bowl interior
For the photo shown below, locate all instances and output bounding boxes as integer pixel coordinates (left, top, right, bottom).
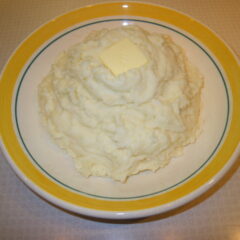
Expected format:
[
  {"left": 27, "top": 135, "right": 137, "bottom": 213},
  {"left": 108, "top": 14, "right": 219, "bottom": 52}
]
[{"left": 14, "top": 18, "right": 230, "bottom": 199}]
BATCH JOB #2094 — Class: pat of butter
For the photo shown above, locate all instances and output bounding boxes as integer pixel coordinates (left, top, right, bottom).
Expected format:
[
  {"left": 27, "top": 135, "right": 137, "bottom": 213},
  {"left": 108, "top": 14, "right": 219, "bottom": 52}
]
[{"left": 100, "top": 38, "right": 147, "bottom": 76}]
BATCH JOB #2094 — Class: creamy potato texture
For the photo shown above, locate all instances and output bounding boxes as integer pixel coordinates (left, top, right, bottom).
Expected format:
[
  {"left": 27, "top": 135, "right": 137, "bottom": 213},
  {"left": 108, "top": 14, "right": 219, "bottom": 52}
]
[{"left": 38, "top": 26, "right": 203, "bottom": 182}]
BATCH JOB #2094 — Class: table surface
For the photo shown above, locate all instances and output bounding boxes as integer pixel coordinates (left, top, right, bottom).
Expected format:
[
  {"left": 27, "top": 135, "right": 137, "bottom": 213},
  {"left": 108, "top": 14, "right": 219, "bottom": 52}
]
[{"left": 0, "top": 0, "right": 239, "bottom": 239}]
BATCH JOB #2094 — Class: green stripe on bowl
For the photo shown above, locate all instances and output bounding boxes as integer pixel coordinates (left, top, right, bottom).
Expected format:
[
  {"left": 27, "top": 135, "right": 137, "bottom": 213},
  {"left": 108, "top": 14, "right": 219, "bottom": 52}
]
[{"left": 14, "top": 19, "right": 230, "bottom": 200}]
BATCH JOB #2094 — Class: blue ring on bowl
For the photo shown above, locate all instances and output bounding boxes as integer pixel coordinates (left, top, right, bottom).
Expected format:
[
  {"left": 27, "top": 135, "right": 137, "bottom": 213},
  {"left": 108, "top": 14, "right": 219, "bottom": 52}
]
[{"left": 14, "top": 19, "right": 230, "bottom": 200}]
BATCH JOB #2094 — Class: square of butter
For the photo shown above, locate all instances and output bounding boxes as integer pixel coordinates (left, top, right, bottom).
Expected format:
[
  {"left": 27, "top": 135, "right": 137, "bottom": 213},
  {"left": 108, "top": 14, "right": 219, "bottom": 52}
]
[{"left": 100, "top": 38, "right": 147, "bottom": 76}]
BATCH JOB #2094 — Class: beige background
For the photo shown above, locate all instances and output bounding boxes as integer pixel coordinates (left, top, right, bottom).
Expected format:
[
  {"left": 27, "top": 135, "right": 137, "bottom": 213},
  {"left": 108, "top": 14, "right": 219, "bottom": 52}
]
[{"left": 0, "top": 0, "right": 239, "bottom": 239}]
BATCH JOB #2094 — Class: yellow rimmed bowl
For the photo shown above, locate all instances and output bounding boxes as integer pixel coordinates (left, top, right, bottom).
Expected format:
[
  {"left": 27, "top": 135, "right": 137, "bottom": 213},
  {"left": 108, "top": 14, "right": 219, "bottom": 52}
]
[{"left": 0, "top": 2, "right": 240, "bottom": 219}]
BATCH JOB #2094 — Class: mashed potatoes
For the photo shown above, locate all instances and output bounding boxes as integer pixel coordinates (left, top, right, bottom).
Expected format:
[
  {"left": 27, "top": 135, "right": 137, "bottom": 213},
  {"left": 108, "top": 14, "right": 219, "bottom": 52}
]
[{"left": 38, "top": 25, "right": 203, "bottom": 182}]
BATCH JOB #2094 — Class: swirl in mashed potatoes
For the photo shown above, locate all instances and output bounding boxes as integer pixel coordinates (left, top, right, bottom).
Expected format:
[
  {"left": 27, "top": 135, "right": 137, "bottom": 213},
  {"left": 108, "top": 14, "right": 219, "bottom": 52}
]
[{"left": 38, "top": 25, "right": 203, "bottom": 182}]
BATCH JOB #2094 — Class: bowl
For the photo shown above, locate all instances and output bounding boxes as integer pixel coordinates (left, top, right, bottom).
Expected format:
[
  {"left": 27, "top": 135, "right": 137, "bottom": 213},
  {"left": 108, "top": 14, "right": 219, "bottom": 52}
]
[{"left": 0, "top": 2, "right": 240, "bottom": 219}]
